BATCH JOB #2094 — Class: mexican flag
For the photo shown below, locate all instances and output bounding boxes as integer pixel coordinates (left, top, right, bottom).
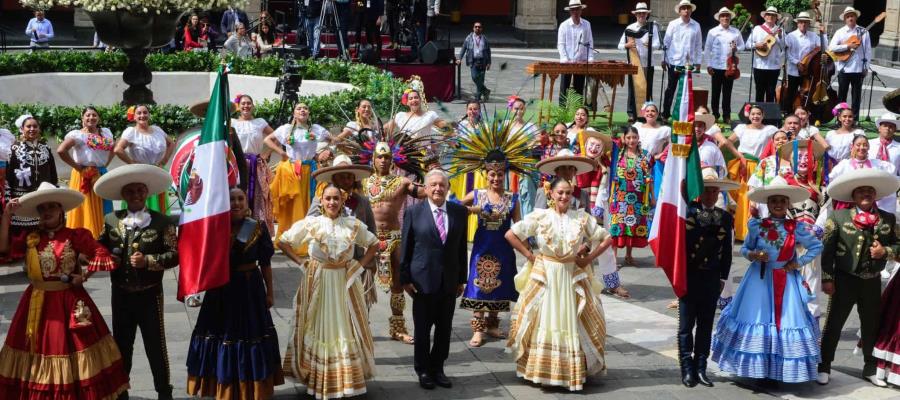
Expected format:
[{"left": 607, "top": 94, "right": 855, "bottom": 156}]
[
  {"left": 649, "top": 69, "right": 703, "bottom": 298},
  {"left": 176, "top": 66, "right": 232, "bottom": 301}
]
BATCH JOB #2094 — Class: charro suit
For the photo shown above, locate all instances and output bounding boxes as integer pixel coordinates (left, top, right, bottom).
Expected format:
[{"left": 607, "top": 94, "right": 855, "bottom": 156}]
[
  {"left": 820, "top": 208, "right": 900, "bottom": 377},
  {"left": 97, "top": 209, "right": 178, "bottom": 398}
]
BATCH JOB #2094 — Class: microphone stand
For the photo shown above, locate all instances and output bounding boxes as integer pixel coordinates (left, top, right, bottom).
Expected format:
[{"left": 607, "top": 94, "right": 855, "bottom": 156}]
[
  {"left": 859, "top": 28, "right": 885, "bottom": 121},
  {"left": 646, "top": 20, "right": 655, "bottom": 101}
]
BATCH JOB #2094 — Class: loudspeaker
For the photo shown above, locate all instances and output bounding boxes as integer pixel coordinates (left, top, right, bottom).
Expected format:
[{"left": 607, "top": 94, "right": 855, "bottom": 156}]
[
  {"left": 420, "top": 41, "right": 453, "bottom": 64},
  {"left": 738, "top": 102, "right": 781, "bottom": 126}
]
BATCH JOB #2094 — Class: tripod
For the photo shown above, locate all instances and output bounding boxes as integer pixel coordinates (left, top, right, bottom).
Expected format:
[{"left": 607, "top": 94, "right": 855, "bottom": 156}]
[
  {"left": 315, "top": 0, "right": 349, "bottom": 60},
  {"left": 865, "top": 66, "right": 886, "bottom": 121}
]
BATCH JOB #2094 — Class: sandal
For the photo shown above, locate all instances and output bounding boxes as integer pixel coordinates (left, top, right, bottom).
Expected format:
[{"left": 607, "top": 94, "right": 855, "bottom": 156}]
[
  {"left": 623, "top": 256, "right": 635, "bottom": 266},
  {"left": 485, "top": 316, "right": 507, "bottom": 339},
  {"left": 612, "top": 286, "right": 631, "bottom": 299},
  {"left": 469, "top": 317, "right": 487, "bottom": 347},
  {"left": 391, "top": 332, "right": 415, "bottom": 344},
  {"left": 667, "top": 299, "right": 679, "bottom": 309},
  {"left": 469, "top": 332, "right": 485, "bottom": 347}
]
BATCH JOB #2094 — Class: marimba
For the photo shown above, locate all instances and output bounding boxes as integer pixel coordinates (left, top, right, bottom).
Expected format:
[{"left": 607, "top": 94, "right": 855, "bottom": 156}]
[{"left": 526, "top": 61, "right": 638, "bottom": 128}]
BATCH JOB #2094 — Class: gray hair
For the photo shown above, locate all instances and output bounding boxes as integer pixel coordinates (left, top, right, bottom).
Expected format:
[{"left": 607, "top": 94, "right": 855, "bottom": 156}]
[{"left": 424, "top": 169, "right": 449, "bottom": 183}]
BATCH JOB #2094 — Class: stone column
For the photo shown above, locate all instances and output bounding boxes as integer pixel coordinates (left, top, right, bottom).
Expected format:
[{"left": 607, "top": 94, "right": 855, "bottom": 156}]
[
  {"left": 513, "top": 0, "right": 558, "bottom": 46},
  {"left": 822, "top": 0, "right": 854, "bottom": 32},
  {"left": 874, "top": 0, "right": 900, "bottom": 66},
  {"left": 73, "top": 8, "right": 95, "bottom": 42}
]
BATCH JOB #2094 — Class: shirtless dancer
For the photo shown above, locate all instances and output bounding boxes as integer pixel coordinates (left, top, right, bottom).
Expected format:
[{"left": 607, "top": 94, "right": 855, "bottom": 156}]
[{"left": 364, "top": 142, "right": 425, "bottom": 344}]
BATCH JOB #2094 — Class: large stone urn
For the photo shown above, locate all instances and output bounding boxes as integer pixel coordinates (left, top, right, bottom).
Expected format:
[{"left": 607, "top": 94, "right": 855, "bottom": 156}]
[{"left": 87, "top": 10, "right": 185, "bottom": 105}]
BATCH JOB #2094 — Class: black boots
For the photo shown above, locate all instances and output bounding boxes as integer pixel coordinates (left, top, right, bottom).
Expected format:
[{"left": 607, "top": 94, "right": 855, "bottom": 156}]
[
  {"left": 695, "top": 357, "right": 714, "bottom": 387},
  {"left": 680, "top": 356, "right": 697, "bottom": 387}
]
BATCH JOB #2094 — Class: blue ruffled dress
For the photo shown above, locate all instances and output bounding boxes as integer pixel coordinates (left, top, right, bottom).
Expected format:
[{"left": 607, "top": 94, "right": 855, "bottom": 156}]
[
  {"left": 712, "top": 217, "right": 823, "bottom": 383},
  {"left": 461, "top": 190, "right": 519, "bottom": 312}
]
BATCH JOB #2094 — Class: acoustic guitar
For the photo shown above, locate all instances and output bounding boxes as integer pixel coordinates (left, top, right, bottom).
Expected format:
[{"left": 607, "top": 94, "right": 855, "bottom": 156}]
[
  {"left": 755, "top": 18, "right": 785, "bottom": 57},
  {"left": 829, "top": 12, "right": 886, "bottom": 62}
]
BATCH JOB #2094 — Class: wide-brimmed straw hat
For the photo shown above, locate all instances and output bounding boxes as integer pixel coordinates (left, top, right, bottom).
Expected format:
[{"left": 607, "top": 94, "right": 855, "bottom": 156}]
[
  {"left": 876, "top": 112, "right": 900, "bottom": 130},
  {"left": 777, "top": 139, "right": 826, "bottom": 161},
  {"left": 94, "top": 164, "right": 172, "bottom": 201},
  {"left": 16, "top": 182, "right": 85, "bottom": 219},
  {"left": 794, "top": 12, "right": 813, "bottom": 22},
  {"left": 693, "top": 113, "right": 716, "bottom": 129},
  {"left": 840, "top": 6, "right": 861, "bottom": 20},
  {"left": 189, "top": 100, "right": 239, "bottom": 118},
  {"left": 674, "top": 0, "right": 696, "bottom": 13},
  {"left": 536, "top": 149, "right": 597, "bottom": 175},
  {"left": 632, "top": 2, "right": 650, "bottom": 14},
  {"left": 702, "top": 167, "right": 740, "bottom": 191},
  {"left": 827, "top": 168, "right": 900, "bottom": 202},
  {"left": 580, "top": 129, "right": 613, "bottom": 154},
  {"left": 713, "top": 7, "right": 735, "bottom": 20},
  {"left": 760, "top": 6, "right": 780, "bottom": 18},
  {"left": 564, "top": 0, "right": 587, "bottom": 11},
  {"left": 748, "top": 176, "right": 810, "bottom": 204},
  {"left": 312, "top": 155, "right": 373, "bottom": 183}
]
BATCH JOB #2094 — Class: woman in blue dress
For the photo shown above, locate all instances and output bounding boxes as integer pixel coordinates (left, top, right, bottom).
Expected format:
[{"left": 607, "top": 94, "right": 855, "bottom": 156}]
[
  {"left": 460, "top": 151, "right": 521, "bottom": 347},
  {"left": 712, "top": 176, "right": 823, "bottom": 383}
]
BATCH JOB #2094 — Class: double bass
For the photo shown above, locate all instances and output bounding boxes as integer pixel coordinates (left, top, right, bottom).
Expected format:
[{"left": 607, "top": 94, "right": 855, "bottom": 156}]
[{"left": 795, "top": 0, "right": 838, "bottom": 125}]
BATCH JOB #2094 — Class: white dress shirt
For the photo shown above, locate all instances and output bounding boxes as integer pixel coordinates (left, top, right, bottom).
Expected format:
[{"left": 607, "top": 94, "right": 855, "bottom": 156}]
[
  {"left": 746, "top": 24, "right": 784, "bottom": 70},
  {"left": 698, "top": 139, "right": 727, "bottom": 175},
  {"left": 868, "top": 137, "right": 900, "bottom": 175},
  {"left": 828, "top": 25, "right": 872, "bottom": 73},
  {"left": 123, "top": 209, "right": 152, "bottom": 230},
  {"left": 663, "top": 18, "right": 703, "bottom": 66},
  {"left": 25, "top": 17, "right": 54, "bottom": 44},
  {"left": 428, "top": 199, "right": 448, "bottom": 240},
  {"left": 704, "top": 25, "right": 745, "bottom": 70},
  {"left": 617, "top": 22, "right": 661, "bottom": 65},
  {"left": 558, "top": 18, "right": 594, "bottom": 62},
  {"left": 786, "top": 29, "right": 826, "bottom": 77}
]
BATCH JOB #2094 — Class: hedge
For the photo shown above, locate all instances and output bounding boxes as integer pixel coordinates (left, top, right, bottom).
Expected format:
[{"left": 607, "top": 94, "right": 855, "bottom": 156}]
[{"left": 0, "top": 51, "right": 407, "bottom": 139}]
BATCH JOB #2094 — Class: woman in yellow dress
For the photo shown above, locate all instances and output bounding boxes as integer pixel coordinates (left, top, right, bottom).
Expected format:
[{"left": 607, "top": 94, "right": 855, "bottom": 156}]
[
  {"left": 504, "top": 177, "right": 613, "bottom": 391},
  {"left": 279, "top": 184, "right": 378, "bottom": 399},
  {"left": 57, "top": 107, "right": 115, "bottom": 238},
  {"left": 264, "top": 102, "right": 332, "bottom": 241}
]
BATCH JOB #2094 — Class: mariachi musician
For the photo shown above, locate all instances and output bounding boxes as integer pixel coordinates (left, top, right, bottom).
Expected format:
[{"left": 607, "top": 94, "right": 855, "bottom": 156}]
[
  {"left": 746, "top": 6, "right": 784, "bottom": 103},
  {"left": 618, "top": 2, "right": 660, "bottom": 123},
  {"left": 828, "top": 6, "right": 872, "bottom": 119},
  {"left": 785, "top": 12, "right": 827, "bottom": 112},
  {"left": 704, "top": 7, "right": 744, "bottom": 124}
]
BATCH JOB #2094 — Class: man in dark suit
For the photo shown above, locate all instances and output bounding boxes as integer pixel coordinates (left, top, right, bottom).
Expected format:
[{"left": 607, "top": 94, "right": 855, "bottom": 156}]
[{"left": 400, "top": 169, "right": 469, "bottom": 390}]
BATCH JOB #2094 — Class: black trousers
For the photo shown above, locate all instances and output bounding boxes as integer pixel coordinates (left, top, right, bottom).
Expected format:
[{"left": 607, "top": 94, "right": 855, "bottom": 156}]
[
  {"left": 785, "top": 75, "right": 803, "bottom": 113},
  {"left": 838, "top": 72, "right": 865, "bottom": 119},
  {"left": 662, "top": 65, "right": 683, "bottom": 119},
  {"left": 412, "top": 291, "right": 456, "bottom": 375},
  {"left": 385, "top": 1, "right": 399, "bottom": 43},
  {"left": 354, "top": 11, "right": 381, "bottom": 58},
  {"left": 111, "top": 284, "right": 172, "bottom": 395},
  {"left": 677, "top": 271, "right": 720, "bottom": 363},
  {"left": 559, "top": 74, "right": 586, "bottom": 104},
  {"left": 819, "top": 270, "right": 882, "bottom": 376},
  {"left": 709, "top": 68, "right": 735, "bottom": 120},
  {"left": 753, "top": 68, "right": 779, "bottom": 103},
  {"left": 626, "top": 66, "right": 655, "bottom": 119}
]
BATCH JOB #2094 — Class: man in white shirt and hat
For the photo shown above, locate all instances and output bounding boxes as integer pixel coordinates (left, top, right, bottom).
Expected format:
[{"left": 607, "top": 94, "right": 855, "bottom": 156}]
[
  {"left": 618, "top": 2, "right": 660, "bottom": 122},
  {"left": 704, "top": 7, "right": 744, "bottom": 124},
  {"left": 746, "top": 6, "right": 785, "bottom": 103},
  {"left": 557, "top": 0, "right": 593, "bottom": 103},
  {"left": 829, "top": 6, "right": 872, "bottom": 119},
  {"left": 785, "top": 12, "right": 827, "bottom": 112},
  {"left": 662, "top": 0, "right": 702, "bottom": 121}
]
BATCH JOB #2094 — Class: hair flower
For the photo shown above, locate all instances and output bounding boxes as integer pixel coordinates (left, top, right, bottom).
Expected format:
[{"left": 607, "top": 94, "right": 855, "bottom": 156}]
[
  {"left": 232, "top": 94, "right": 243, "bottom": 105},
  {"left": 506, "top": 95, "right": 521, "bottom": 109},
  {"left": 832, "top": 102, "right": 850, "bottom": 117},
  {"left": 126, "top": 106, "right": 136, "bottom": 122}
]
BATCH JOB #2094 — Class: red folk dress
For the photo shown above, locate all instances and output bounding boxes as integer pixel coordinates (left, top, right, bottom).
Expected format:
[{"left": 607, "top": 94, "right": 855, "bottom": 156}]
[{"left": 0, "top": 227, "right": 129, "bottom": 400}]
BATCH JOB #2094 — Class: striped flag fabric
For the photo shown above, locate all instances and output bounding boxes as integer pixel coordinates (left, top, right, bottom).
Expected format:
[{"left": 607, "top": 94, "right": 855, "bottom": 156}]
[
  {"left": 176, "top": 66, "right": 232, "bottom": 301},
  {"left": 649, "top": 69, "right": 703, "bottom": 297}
]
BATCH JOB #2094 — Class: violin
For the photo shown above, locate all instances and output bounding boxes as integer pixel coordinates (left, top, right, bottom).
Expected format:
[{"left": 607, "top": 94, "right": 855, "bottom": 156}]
[{"left": 725, "top": 41, "right": 740, "bottom": 80}]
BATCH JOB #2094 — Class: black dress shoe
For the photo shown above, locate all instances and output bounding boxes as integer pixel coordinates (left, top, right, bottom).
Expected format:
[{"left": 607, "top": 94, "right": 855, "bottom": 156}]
[
  {"left": 682, "top": 373, "right": 698, "bottom": 388},
  {"left": 695, "top": 358, "right": 714, "bottom": 387},
  {"left": 433, "top": 372, "right": 452, "bottom": 388},
  {"left": 418, "top": 373, "right": 436, "bottom": 390}
]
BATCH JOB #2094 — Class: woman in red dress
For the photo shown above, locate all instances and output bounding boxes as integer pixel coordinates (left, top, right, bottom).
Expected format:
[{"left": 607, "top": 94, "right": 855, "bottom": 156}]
[{"left": 0, "top": 182, "right": 129, "bottom": 400}]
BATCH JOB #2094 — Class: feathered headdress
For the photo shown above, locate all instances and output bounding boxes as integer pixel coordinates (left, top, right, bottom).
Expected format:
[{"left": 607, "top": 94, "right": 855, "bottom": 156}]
[
  {"left": 337, "top": 127, "right": 435, "bottom": 181},
  {"left": 449, "top": 113, "right": 538, "bottom": 177}
]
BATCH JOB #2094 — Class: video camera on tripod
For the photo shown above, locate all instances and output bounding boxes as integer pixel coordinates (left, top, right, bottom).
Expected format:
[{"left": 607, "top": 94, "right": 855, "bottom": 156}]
[{"left": 274, "top": 55, "right": 304, "bottom": 103}]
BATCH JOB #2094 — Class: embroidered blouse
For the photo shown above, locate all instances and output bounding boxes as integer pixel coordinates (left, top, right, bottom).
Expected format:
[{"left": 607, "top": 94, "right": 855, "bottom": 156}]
[
  {"left": 273, "top": 123, "right": 330, "bottom": 162},
  {"left": 510, "top": 208, "right": 608, "bottom": 261},
  {"left": 64, "top": 128, "right": 114, "bottom": 167},
  {"left": 12, "top": 228, "right": 116, "bottom": 282},
  {"left": 121, "top": 125, "right": 168, "bottom": 165},
  {"left": 280, "top": 215, "right": 377, "bottom": 266},
  {"left": 741, "top": 218, "right": 822, "bottom": 269},
  {"left": 232, "top": 118, "right": 270, "bottom": 155}
]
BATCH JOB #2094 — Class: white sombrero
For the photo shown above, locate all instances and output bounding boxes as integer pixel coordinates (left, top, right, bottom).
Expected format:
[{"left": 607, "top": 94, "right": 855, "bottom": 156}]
[
  {"left": 748, "top": 176, "right": 810, "bottom": 204},
  {"left": 840, "top": 6, "right": 861, "bottom": 20},
  {"left": 16, "top": 182, "right": 85, "bottom": 219},
  {"left": 826, "top": 168, "right": 900, "bottom": 202},
  {"left": 312, "top": 155, "right": 373, "bottom": 183},
  {"left": 536, "top": 149, "right": 597, "bottom": 175},
  {"left": 94, "top": 164, "right": 172, "bottom": 201},
  {"left": 777, "top": 139, "right": 827, "bottom": 161},
  {"left": 693, "top": 113, "right": 716, "bottom": 129},
  {"left": 794, "top": 11, "right": 813, "bottom": 22},
  {"left": 876, "top": 112, "right": 900, "bottom": 130},
  {"left": 564, "top": 0, "right": 587, "bottom": 11},
  {"left": 189, "top": 100, "right": 239, "bottom": 118},
  {"left": 760, "top": 6, "right": 780, "bottom": 19},
  {"left": 632, "top": 2, "right": 650, "bottom": 14},
  {"left": 674, "top": 0, "right": 696, "bottom": 13},
  {"left": 713, "top": 7, "right": 735, "bottom": 20},
  {"left": 701, "top": 167, "right": 740, "bottom": 191}
]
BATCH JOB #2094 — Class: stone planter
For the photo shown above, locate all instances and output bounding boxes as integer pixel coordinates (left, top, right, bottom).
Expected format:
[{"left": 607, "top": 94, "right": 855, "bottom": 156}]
[{"left": 87, "top": 10, "right": 185, "bottom": 105}]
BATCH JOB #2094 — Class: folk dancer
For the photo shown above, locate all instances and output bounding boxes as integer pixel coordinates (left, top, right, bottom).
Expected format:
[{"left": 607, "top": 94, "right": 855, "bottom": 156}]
[
  {"left": 678, "top": 170, "right": 738, "bottom": 387},
  {"left": 661, "top": 0, "right": 702, "bottom": 120},
  {"left": 704, "top": 7, "right": 744, "bottom": 124},
  {"left": 818, "top": 169, "right": 900, "bottom": 387},
  {"left": 828, "top": 7, "right": 873, "bottom": 119},
  {"left": 747, "top": 7, "right": 785, "bottom": 103},
  {"left": 94, "top": 165, "right": 179, "bottom": 400},
  {"left": 618, "top": 2, "right": 660, "bottom": 122}
]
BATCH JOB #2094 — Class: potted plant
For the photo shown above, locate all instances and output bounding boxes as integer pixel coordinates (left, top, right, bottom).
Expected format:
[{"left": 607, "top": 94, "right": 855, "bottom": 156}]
[{"left": 18, "top": 0, "right": 248, "bottom": 104}]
